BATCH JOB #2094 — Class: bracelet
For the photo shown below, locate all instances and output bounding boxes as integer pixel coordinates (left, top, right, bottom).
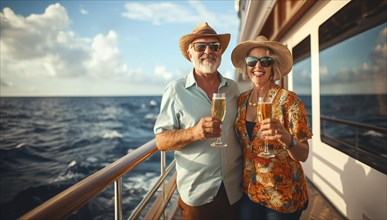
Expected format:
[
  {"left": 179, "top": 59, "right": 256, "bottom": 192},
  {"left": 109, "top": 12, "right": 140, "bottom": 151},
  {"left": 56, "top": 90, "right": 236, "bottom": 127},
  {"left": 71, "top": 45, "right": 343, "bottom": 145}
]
[{"left": 283, "top": 135, "right": 296, "bottom": 150}]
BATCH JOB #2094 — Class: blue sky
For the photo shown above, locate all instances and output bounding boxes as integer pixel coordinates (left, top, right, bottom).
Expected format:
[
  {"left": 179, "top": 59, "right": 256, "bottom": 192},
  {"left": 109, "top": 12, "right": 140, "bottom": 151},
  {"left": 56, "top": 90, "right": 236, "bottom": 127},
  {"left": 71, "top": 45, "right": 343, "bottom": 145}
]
[{"left": 0, "top": 0, "right": 240, "bottom": 96}]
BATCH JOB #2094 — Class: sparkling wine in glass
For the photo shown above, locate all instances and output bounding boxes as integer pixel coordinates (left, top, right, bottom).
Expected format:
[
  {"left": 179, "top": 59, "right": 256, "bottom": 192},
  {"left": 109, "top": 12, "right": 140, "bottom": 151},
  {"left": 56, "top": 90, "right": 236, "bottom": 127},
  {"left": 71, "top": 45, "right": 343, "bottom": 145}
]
[
  {"left": 257, "top": 97, "right": 275, "bottom": 158},
  {"left": 211, "top": 93, "right": 227, "bottom": 147}
]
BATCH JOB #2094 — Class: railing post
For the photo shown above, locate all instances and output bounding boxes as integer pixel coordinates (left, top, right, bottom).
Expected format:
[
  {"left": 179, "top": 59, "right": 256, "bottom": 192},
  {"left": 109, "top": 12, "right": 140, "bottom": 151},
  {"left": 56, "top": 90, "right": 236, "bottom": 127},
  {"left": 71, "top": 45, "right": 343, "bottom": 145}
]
[
  {"left": 114, "top": 178, "right": 123, "bottom": 220},
  {"left": 161, "top": 151, "right": 167, "bottom": 219}
]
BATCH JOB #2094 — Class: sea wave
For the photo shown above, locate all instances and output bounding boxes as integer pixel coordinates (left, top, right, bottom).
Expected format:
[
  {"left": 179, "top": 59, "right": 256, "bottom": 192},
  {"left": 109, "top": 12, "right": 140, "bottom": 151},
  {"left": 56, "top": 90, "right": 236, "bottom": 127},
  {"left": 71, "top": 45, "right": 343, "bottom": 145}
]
[
  {"left": 363, "top": 130, "right": 383, "bottom": 137},
  {"left": 0, "top": 96, "right": 163, "bottom": 220},
  {"left": 144, "top": 113, "right": 158, "bottom": 122},
  {"left": 102, "top": 130, "right": 123, "bottom": 139}
]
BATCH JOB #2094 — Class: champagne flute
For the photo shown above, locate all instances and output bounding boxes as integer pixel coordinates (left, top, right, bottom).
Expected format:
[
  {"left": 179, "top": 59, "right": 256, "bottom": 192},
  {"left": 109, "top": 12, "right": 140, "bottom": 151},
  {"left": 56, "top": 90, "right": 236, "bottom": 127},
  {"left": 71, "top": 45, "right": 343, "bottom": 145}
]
[
  {"left": 257, "top": 97, "right": 275, "bottom": 158},
  {"left": 210, "top": 93, "right": 227, "bottom": 147}
]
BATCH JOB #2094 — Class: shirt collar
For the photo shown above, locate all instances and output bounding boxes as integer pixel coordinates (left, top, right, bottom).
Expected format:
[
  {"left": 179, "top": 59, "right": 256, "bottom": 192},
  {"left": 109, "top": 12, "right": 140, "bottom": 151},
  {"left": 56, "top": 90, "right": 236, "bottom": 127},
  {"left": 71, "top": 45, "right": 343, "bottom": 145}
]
[{"left": 185, "top": 69, "right": 227, "bottom": 89}]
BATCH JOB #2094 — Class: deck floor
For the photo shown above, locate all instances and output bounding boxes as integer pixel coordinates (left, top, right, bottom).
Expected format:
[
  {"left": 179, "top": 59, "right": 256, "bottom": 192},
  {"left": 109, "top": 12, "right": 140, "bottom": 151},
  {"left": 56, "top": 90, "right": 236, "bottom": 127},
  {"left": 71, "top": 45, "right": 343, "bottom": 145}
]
[
  {"left": 170, "top": 178, "right": 345, "bottom": 220},
  {"left": 301, "top": 178, "right": 345, "bottom": 220}
]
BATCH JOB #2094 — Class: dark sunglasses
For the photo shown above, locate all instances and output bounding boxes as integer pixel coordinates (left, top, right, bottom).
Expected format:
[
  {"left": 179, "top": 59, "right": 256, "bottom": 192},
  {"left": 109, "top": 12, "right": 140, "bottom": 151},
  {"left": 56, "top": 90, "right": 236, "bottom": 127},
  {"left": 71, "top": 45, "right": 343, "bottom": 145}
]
[
  {"left": 245, "top": 56, "right": 274, "bottom": 67},
  {"left": 191, "top": 42, "right": 221, "bottom": 52}
]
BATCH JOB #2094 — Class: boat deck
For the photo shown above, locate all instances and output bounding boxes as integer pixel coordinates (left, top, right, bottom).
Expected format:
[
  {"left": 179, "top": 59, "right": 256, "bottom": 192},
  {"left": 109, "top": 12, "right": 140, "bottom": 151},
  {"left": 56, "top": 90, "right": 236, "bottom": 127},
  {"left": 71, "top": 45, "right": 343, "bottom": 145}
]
[
  {"left": 171, "top": 178, "right": 345, "bottom": 220},
  {"left": 300, "top": 178, "right": 345, "bottom": 220}
]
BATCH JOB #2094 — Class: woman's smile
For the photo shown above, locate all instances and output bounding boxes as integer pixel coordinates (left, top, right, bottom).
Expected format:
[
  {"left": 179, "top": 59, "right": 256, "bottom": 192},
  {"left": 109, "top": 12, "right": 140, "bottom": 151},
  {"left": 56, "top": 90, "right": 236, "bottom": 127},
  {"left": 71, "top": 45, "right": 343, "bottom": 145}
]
[{"left": 252, "top": 70, "right": 266, "bottom": 77}]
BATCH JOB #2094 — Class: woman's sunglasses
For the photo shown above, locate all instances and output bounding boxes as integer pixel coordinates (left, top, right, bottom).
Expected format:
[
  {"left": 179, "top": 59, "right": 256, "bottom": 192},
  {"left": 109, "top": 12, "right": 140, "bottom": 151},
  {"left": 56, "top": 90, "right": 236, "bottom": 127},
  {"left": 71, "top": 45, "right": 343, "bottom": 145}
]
[
  {"left": 245, "top": 56, "right": 274, "bottom": 67},
  {"left": 191, "top": 42, "right": 221, "bottom": 52}
]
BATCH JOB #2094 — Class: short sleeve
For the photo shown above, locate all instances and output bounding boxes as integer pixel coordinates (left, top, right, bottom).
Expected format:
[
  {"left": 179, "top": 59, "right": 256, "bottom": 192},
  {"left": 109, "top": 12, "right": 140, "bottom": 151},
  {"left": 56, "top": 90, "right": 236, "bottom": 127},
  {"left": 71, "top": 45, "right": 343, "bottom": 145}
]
[
  {"left": 287, "top": 93, "right": 313, "bottom": 142},
  {"left": 153, "top": 84, "right": 179, "bottom": 134}
]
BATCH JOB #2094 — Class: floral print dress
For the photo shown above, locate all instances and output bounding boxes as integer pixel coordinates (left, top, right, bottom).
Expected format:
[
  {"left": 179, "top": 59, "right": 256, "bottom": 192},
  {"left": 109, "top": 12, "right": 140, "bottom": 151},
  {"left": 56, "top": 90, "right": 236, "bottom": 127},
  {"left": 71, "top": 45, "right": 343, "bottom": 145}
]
[{"left": 235, "top": 84, "right": 313, "bottom": 213}]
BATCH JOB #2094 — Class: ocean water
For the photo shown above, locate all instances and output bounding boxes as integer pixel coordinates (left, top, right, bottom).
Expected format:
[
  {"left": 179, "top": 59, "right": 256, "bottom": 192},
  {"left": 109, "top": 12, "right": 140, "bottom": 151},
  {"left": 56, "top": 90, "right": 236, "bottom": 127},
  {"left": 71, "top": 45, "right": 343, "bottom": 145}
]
[{"left": 0, "top": 96, "right": 173, "bottom": 220}]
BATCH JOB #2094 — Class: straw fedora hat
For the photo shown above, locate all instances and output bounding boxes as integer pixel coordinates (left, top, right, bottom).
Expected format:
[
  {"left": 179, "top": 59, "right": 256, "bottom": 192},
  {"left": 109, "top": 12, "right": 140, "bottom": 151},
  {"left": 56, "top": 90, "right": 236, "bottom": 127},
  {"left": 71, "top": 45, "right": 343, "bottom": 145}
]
[
  {"left": 179, "top": 22, "right": 230, "bottom": 61},
  {"left": 231, "top": 36, "right": 293, "bottom": 81}
]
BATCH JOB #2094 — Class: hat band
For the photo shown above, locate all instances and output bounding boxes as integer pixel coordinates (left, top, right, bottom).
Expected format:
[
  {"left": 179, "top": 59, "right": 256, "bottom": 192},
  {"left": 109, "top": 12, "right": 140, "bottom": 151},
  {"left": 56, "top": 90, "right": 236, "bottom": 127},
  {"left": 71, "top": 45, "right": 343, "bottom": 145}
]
[{"left": 194, "top": 29, "right": 218, "bottom": 35}]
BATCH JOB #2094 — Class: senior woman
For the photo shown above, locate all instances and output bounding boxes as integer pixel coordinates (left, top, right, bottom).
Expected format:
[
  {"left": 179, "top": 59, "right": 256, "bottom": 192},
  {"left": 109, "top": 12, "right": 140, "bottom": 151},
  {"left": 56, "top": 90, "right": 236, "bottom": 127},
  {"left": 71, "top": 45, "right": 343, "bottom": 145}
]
[{"left": 231, "top": 36, "right": 313, "bottom": 220}]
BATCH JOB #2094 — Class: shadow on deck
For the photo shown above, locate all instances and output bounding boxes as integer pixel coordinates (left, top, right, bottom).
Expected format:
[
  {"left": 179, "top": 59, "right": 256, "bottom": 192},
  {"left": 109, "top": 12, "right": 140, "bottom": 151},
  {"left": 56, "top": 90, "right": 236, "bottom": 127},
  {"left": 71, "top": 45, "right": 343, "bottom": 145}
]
[{"left": 301, "top": 178, "right": 345, "bottom": 220}]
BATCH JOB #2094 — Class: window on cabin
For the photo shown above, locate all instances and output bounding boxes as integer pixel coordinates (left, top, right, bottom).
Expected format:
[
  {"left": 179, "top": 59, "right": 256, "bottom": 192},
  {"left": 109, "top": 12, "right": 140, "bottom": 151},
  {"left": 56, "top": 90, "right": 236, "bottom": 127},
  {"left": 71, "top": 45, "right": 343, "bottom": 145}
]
[
  {"left": 318, "top": 0, "right": 387, "bottom": 174},
  {"left": 292, "top": 36, "right": 312, "bottom": 128}
]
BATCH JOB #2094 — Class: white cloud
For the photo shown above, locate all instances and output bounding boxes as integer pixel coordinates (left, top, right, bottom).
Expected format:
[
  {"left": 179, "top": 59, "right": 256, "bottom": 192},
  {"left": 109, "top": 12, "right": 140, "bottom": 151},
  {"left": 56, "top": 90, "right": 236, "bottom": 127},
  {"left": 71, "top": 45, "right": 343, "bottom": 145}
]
[
  {"left": 87, "top": 31, "right": 122, "bottom": 77},
  {"left": 80, "top": 8, "right": 88, "bottom": 15},
  {"left": 0, "top": 3, "right": 166, "bottom": 96},
  {"left": 121, "top": 1, "right": 238, "bottom": 32},
  {"left": 372, "top": 27, "right": 387, "bottom": 73},
  {"left": 1, "top": 4, "right": 70, "bottom": 59},
  {"left": 188, "top": 0, "right": 214, "bottom": 21},
  {"left": 154, "top": 65, "right": 173, "bottom": 81},
  {"left": 186, "top": 0, "right": 239, "bottom": 32},
  {"left": 0, "top": 4, "right": 89, "bottom": 78},
  {"left": 122, "top": 2, "right": 198, "bottom": 25}
]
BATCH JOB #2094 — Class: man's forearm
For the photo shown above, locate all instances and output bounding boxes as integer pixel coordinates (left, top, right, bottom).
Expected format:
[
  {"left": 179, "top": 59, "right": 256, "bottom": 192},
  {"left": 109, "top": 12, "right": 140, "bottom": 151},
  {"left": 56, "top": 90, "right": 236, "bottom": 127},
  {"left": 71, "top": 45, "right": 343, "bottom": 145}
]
[
  {"left": 155, "top": 117, "right": 221, "bottom": 151},
  {"left": 155, "top": 127, "right": 197, "bottom": 151}
]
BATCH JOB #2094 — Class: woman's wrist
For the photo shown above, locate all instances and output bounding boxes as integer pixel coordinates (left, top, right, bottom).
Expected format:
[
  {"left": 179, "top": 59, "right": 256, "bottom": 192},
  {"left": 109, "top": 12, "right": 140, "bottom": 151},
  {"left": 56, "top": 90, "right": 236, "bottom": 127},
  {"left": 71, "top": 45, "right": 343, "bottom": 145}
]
[{"left": 283, "top": 134, "right": 296, "bottom": 150}]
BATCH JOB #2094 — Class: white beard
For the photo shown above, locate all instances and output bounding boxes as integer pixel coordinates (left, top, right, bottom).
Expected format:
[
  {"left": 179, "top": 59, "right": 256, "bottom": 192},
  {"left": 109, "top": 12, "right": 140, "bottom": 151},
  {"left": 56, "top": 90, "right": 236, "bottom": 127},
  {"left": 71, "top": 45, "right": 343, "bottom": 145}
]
[{"left": 192, "top": 55, "right": 220, "bottom": 74}]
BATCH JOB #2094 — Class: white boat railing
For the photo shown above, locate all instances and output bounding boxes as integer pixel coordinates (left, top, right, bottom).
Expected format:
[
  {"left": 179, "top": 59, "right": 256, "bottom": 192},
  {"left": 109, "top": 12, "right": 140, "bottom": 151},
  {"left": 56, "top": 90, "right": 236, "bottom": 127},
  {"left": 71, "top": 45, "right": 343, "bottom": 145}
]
[
  {"left": 18, "top": 139, "right": 177, "bottom": 220},
  {"left": 321, "top": 115, "right": 387, "bottom": 174}
]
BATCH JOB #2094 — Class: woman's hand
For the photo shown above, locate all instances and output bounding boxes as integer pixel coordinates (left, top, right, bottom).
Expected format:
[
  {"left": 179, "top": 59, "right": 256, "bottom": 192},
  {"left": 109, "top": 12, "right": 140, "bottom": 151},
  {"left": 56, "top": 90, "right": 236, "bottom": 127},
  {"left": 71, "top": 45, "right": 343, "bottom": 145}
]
[
  {"left": 259, "top": 118, "right": 309, "bottom": 162},
  {"left": 259, "top": 118, "right": 292, "bottom": 145}
]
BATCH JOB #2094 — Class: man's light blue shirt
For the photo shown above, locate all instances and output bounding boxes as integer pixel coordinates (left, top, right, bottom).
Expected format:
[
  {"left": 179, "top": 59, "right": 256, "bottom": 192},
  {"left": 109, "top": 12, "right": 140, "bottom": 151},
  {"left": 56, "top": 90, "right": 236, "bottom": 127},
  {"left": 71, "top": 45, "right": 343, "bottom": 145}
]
[{"left": 154, "top": 70, "right": 243, "bottom": 206}]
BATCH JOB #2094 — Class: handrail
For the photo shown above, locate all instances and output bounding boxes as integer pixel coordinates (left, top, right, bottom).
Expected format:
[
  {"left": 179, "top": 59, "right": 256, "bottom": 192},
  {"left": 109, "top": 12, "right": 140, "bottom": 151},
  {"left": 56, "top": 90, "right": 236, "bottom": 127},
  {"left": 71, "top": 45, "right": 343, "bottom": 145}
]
[
  {"left": 321, "top": 114, "right": 387, "bottom": 150},
  {"left": 321, "top": 115, "right": 387, "bottom": 133},
  {"left": 19, "top": 139, "right": 158, "bottom": 220}
]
